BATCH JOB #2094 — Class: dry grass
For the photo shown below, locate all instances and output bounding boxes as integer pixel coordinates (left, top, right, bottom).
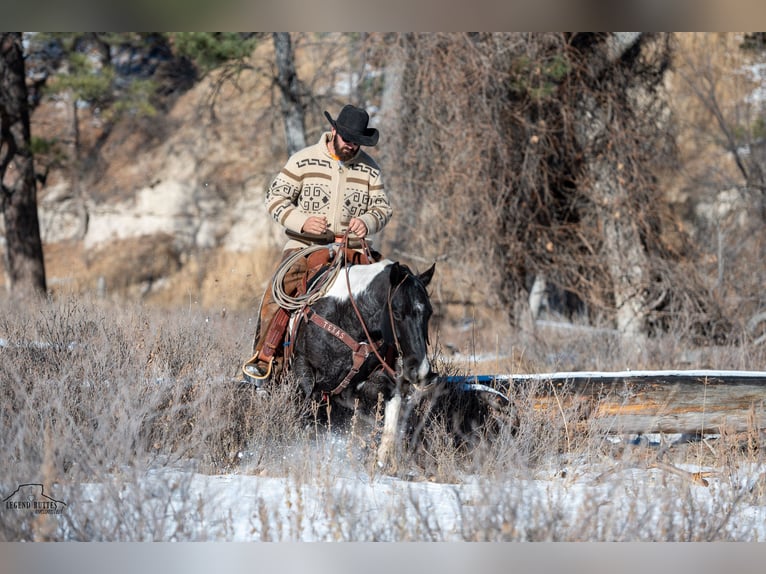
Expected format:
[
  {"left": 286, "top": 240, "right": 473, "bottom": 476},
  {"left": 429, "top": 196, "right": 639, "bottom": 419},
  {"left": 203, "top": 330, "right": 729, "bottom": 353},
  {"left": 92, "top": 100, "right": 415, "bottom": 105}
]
[
  {"left": 46, "top": 239, "right": 280, "bottom": 313},
  {"left": 1, "top": 293, "right": 765, "bottom": 541},
  {"left": 0, "top": 293, "right": 300, "bottom": 538}
]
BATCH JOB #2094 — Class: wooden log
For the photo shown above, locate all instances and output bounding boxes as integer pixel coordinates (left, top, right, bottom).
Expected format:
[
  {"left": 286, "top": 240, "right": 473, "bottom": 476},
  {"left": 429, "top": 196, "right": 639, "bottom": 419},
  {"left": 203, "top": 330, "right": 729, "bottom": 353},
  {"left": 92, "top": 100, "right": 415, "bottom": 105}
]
[{"left": 449, "top": 370, "right": 766, "bottom": 435}]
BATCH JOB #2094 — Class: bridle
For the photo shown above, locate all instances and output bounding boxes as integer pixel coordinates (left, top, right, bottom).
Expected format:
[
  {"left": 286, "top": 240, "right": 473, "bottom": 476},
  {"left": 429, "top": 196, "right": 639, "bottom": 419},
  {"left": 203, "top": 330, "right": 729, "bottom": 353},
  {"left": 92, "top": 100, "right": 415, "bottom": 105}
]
[{"left": 345, "top": 255, "right": 404, "bottom": 379}]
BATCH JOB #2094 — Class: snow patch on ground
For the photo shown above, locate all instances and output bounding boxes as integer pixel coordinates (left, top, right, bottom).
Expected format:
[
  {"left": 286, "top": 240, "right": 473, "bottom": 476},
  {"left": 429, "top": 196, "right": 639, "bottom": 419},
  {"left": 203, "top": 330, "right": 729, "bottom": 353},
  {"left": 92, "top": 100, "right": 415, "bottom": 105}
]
[{"left": 57, "top": 434, "right": 766, "bottom": 541}]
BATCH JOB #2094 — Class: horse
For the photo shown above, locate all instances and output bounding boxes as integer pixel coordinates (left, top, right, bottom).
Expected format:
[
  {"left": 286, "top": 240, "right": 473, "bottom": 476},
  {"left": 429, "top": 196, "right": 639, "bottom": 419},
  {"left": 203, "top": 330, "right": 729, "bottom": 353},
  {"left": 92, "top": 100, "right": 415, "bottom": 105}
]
[{"left": 285, "top": 258, "right": 436, "bottom": 468}]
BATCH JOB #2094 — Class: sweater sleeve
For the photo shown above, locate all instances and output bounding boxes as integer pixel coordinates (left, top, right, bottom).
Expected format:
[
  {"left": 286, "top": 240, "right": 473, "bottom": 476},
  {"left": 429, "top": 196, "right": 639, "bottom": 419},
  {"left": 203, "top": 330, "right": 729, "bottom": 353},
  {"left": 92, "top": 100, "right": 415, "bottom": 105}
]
[
  {"left": 264, "top": 161, "right": 309, "bottom": 234},
  {"left": 358, "top": 167, "right": 392, "bottom": 236}
]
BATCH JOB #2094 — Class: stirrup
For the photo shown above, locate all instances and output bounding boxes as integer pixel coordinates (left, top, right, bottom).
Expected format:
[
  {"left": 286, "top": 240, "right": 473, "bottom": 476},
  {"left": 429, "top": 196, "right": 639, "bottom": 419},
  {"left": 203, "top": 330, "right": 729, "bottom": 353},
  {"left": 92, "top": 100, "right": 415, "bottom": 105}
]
[{"left": 242, "top": 356, "right": 273, "bottom": 381}]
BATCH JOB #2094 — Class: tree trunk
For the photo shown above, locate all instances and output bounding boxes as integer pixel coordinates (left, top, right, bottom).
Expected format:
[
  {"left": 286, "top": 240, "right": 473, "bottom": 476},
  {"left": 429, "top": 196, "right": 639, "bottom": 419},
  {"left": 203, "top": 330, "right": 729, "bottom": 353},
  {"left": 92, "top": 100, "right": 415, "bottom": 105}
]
[
  {"left": 380, "top": 33, "right": 416, "bottom": 253},
  {"left": 481, "top": 370, "right": 766, "bottom": 435},
  {"left": 272, "top": 32, "right": 306, "bottom": 156},
  {"left": 590, "top": 158, "right": 649, "bottom": 339},
  {"left": 572, "top": 33, "right": 654, "bottom": 341},
  {"left": 0, "top": 33, "right": 47, "bottom": 296}
]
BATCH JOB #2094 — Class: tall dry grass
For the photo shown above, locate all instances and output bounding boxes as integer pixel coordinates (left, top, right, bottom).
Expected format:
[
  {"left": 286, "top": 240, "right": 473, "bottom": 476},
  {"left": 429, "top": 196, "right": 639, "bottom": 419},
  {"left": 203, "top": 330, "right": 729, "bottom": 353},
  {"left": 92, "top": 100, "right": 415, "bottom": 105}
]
[
  {"left": 1, "top": 293, "right": 765, "bottom": 540},
  {"left": 0, "top": 293, "right": 306, "bottom": 540}
]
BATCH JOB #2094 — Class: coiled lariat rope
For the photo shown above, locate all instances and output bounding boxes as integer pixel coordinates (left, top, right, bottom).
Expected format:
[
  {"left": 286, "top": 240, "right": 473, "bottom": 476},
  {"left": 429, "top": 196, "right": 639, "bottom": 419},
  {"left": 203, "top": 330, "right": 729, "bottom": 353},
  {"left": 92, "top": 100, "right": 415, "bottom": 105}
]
[{"left": 270, "top": 243, "right": 344, "bottom": 310}]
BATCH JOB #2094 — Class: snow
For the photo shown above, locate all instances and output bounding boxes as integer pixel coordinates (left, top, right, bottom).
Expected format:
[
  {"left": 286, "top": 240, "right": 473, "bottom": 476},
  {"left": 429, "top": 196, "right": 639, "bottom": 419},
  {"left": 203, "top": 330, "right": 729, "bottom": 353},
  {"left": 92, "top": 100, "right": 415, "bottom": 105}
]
[
  {"left": 7, "top": 397, "right": 766, "bottom": 574},
  {"left": 53, "top": 430, "right": 766, "bottom": 542},
  {"left": 743, "top": 62, "right": 766, "bottom": 105},
  {"left": 4, "top": 352, "right": 765, "bottom": 543}
]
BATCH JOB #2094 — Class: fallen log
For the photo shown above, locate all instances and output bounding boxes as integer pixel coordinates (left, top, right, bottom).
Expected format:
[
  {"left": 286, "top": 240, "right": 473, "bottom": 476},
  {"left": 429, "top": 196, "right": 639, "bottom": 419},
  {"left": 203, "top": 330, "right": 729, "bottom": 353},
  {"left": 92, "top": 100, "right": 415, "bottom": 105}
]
[{"left": 448, "top": 370, "right": 766, "bottom": 435}]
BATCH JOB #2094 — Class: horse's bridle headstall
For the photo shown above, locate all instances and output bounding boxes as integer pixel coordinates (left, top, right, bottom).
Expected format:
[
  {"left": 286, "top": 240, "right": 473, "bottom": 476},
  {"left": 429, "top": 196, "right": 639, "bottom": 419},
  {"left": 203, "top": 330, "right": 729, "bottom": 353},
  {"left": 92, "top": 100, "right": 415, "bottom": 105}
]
[{"left": 342, "top": 255, "right": 401, "bottom": 379}]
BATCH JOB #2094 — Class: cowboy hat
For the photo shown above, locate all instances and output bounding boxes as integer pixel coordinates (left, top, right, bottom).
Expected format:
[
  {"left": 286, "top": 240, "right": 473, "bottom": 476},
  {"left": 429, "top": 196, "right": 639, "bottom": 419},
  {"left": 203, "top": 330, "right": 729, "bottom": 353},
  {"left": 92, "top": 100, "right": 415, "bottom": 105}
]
[{"left": 324, "top": 105, "right": 379, "bottom": 147}]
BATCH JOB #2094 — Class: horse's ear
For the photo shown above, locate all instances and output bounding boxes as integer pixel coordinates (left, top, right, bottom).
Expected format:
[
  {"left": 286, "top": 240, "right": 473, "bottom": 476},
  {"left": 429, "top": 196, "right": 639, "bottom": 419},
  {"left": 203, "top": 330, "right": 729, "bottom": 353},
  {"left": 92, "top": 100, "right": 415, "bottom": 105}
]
[
  {"left": 418, "top": 263, "right": 435, "bottom": 287},
  {"left": 389, "top": 261, "right": 405, "bottom": 285}
]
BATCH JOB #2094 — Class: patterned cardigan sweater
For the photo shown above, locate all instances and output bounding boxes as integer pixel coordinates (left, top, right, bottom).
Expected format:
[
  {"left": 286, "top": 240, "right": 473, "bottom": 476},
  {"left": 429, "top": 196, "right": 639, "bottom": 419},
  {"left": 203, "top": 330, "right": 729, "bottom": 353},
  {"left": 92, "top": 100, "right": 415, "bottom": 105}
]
[{"left": 265, "top": 132, "right": 393, "bottom": 250}]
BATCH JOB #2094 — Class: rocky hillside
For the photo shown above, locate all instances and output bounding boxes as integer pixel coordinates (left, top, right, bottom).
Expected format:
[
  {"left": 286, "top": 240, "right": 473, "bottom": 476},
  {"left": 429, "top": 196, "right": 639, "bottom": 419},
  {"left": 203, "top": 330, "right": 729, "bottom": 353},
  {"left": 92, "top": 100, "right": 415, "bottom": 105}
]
[{"left": 35, "top": 46, "right": 295, "bottom": 311}]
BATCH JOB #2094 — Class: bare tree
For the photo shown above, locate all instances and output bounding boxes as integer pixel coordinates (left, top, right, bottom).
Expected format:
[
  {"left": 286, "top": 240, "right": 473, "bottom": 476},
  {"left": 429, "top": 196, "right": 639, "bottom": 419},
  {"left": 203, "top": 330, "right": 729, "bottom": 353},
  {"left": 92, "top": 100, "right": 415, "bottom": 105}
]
[
  {"left": 569, "top": 33, "right": 663, "bottom": 340},
  {"left": 670, "top": 33, "right": 766, "bottom": 341},
  {"left": 0, "top": 33, "right": 47, "bottom": 297},
  {"left": 381, "top": 32, "right": 730, "bottom": 343},
  {"left": 273, "top": 32, "right": 306, "bottom": 156}
]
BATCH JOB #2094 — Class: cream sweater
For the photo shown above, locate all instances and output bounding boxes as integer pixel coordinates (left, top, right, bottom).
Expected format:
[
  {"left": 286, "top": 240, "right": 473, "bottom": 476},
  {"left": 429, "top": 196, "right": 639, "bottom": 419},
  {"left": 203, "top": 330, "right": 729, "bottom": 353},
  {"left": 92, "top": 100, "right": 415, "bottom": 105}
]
[{"left": 265, "top": 132, "right": 392, "bottom": 250}]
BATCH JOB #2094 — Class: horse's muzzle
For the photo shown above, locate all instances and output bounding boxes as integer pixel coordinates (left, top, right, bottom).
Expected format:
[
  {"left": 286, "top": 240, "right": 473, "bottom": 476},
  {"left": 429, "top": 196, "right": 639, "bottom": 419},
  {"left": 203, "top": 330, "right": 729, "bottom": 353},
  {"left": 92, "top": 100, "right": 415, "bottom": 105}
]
[{"left": 400, "top": 355, "right": 431, "bottom": 384}]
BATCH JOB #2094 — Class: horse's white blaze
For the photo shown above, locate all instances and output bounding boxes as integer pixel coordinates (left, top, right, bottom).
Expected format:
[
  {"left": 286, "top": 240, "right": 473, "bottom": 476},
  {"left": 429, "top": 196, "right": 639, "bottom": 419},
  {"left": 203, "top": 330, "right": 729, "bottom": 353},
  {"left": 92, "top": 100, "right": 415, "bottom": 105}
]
[
  {"left": 377, "top": 393, "right": 401, "bottom": 467},
  {"left": 324, "top": 259, "right": 393, "bottom": 301},
  {"left": 417, "top": 356, "right": 431, "bottom": 380}
]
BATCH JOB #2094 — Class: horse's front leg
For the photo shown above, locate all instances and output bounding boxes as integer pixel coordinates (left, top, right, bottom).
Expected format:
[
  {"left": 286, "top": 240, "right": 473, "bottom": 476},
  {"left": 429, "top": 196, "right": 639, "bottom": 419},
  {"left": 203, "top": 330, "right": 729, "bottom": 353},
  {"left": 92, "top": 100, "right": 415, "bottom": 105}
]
[
  {"left": 377, "top": 392, "right": 402, "bottom": 471},
  {"left": 290, "top": 355, "right": 316, "bottom": 399}
]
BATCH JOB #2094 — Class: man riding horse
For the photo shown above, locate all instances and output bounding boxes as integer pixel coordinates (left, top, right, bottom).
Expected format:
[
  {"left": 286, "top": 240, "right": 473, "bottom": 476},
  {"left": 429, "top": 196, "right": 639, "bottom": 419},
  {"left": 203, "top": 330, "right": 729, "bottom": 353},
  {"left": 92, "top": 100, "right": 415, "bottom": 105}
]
[{"left": 243, "top": 104, "right": 393, "bottom": 383}]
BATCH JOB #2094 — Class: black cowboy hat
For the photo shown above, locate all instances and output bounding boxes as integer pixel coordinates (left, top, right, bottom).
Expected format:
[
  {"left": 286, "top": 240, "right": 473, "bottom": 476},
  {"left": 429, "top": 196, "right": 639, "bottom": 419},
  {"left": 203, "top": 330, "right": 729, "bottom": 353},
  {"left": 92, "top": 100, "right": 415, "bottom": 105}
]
[{"left": 324, "top": 104, "right": 379, "bottom": 147}]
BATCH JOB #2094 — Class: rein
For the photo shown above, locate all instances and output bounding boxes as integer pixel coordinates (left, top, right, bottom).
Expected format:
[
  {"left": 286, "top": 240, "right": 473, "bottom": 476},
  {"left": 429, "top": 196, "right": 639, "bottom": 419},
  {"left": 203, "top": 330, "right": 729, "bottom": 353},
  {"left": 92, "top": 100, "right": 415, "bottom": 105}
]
[{"left": 343, "top": 250, "right": 399, "bottom": 380}]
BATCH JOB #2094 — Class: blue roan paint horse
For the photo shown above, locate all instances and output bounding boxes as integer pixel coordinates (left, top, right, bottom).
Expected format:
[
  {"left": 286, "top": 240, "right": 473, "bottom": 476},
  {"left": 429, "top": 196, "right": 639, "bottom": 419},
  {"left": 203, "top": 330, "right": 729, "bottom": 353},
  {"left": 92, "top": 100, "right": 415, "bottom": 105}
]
[{"left": 286, "top": 258, "right": 436, "bottom": 466}]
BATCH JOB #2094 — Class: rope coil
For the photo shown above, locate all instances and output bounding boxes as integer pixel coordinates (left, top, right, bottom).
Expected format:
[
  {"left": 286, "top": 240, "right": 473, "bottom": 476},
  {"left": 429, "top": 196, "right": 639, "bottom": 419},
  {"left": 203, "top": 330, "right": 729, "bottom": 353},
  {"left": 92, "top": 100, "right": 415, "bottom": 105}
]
[{"left": 270, "top": 243, "right": 345, "bottom": 311}]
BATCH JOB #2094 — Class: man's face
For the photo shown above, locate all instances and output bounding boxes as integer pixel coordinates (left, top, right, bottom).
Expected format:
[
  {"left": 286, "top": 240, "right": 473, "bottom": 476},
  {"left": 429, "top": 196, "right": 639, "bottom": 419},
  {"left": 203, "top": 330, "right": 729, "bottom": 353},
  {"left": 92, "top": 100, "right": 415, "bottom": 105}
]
[{"left": 333, "top": 131, "right": 360, "bottom": 161}]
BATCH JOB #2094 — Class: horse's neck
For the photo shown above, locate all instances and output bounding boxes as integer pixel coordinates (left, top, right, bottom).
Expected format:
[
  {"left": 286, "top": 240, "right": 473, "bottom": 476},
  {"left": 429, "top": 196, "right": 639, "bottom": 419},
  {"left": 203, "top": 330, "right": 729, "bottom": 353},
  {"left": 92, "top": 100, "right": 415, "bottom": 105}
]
[{"left": 313, "top": 267, "right": 390, "bottom": 339}]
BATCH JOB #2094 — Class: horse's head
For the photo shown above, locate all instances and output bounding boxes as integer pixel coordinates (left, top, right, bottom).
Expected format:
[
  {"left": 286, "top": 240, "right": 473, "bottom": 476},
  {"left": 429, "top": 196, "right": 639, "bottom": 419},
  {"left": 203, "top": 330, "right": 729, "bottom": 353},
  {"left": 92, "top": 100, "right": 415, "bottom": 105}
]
[{"left": 385, "top": 262, "right": 435, "bottom": 385}]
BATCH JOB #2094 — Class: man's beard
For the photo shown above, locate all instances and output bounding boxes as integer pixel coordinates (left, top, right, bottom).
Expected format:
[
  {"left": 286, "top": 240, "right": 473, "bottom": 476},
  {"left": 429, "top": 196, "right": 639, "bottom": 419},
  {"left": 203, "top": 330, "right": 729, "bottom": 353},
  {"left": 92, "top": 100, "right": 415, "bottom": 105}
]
[{"left": 333, "top": 134, "right": 358, "bottom": 162}]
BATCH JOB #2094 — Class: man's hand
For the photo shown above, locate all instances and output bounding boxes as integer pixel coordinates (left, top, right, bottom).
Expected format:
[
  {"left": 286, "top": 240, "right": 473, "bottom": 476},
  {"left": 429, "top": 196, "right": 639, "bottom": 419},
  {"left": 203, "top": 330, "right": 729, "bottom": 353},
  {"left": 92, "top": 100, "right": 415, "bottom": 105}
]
[
  {"left": 302, "top": 216, "right": 328, "bottom": 235},
  {"left": 348, "top": 217, "right": 368, "bottom": 238}
]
